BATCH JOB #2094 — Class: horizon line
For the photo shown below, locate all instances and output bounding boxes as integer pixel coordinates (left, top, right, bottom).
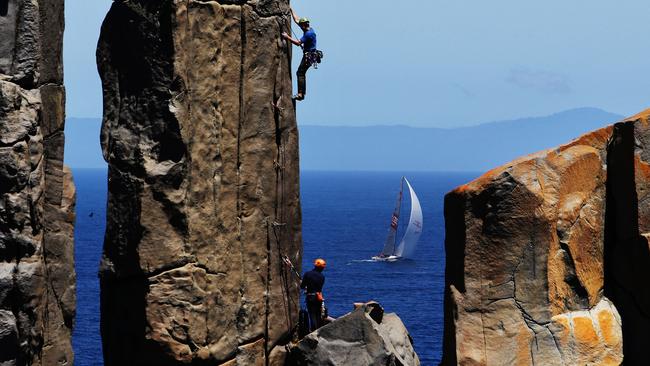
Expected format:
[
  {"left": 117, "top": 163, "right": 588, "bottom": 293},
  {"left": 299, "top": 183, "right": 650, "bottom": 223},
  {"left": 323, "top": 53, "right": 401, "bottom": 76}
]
[{"left": 66, "top": 106, "right": 623, "bottom": 130}]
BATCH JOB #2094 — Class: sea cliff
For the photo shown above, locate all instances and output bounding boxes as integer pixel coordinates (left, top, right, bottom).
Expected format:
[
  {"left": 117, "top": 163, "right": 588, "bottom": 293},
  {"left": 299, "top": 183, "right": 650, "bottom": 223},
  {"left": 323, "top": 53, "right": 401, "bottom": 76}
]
[
  {"left": 442, "top": 110, "right": 650, "bottom": 365},
  {"left": 0, "top": 0, "right": 75, "bottom": 364},
  {"left": 97, "top": 0, "right": 302, "bottom": 364}
]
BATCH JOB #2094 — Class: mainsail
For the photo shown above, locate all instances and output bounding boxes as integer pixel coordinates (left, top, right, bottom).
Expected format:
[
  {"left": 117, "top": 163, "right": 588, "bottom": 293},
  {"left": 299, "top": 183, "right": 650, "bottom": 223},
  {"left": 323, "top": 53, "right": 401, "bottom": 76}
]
[
  {"left": 394, "top": 178, "right": 423, "bottom": 258},
  {"left": 380, "top": 178, "right": 404, "bottom": 256}
]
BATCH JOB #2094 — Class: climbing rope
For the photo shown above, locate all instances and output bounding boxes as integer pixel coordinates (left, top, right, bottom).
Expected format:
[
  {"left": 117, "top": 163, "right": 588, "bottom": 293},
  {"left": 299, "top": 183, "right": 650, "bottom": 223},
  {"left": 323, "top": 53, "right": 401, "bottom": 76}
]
[
  {"left": 282, "top": 254, "right": 302, "bottom": 281},
  {"left": 269, "top": 10, "right": 303, "bottom": 338},
  {"left": 270, "top": 131, "right": 301, "bottom": 337}
]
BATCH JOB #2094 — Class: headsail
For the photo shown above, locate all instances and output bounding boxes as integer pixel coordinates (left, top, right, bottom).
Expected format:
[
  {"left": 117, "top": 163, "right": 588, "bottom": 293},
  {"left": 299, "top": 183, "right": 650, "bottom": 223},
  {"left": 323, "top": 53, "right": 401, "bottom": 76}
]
[
  {"left": 380, "top": 178, "right": 404, "bottom": 256},
  {"left": 394, "top": 178, "right": 423, "bottom": 258}
]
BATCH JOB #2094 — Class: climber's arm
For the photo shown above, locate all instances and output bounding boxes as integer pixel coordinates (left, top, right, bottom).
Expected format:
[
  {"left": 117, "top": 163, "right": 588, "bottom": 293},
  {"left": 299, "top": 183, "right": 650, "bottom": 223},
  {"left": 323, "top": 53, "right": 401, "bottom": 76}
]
[
  {"left": 290, "top": 7, "right": 300, "bottom": 25},
  {"left": 282, "top": 32, "right": 302, "bottom": 47}
]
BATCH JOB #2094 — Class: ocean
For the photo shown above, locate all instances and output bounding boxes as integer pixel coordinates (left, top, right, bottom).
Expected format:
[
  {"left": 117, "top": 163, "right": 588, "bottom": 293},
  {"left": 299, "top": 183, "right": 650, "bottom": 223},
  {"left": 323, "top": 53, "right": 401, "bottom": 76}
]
[{"left": 72, "top": 169, "right": 478, "bottom": 366}]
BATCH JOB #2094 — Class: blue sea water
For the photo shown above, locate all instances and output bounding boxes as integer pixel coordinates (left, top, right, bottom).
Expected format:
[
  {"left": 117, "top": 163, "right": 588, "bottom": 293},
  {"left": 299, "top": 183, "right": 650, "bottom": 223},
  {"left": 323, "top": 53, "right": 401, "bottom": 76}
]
[{"left": 71, "top": 169, "right": 477, "bottom": 366}]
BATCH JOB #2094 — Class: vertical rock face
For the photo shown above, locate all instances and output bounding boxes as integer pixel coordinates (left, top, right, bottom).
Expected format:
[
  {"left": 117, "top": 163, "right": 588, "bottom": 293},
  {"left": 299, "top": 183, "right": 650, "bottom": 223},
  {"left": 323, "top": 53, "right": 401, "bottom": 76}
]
[
  {"left": 442, "top": 110, "right": 650, "bottom": 364},
  {"left": 97, "top": 1, "right": 301, "bottom": 364},
  {"left": 0, "top": 0, "right": 75, "bottom": 365},
  {"left": 603, "top": 112, "right": 650, "bottom": 365}
]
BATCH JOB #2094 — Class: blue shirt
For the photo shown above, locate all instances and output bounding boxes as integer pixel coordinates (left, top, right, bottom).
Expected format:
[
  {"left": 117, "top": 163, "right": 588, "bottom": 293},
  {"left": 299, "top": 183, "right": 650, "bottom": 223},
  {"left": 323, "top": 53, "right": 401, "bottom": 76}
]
[{"left": 300, "top": 28, "right": 317, "bottom": 52}]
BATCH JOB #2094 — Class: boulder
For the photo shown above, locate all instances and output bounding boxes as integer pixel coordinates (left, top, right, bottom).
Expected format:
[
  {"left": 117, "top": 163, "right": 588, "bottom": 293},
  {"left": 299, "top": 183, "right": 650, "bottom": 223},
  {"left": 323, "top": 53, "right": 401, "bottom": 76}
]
[
  {"left": 0, "top": 0, "right": 75, "bottom": 364},
  {"left": 97, "top": 0, "right": 301, "bottom": 364},
  {"left": 288, "top": 302, "right": 420, "bottom": 366},
  {"left": 441, "top": 110, "right": 650, "bottom": 364}
]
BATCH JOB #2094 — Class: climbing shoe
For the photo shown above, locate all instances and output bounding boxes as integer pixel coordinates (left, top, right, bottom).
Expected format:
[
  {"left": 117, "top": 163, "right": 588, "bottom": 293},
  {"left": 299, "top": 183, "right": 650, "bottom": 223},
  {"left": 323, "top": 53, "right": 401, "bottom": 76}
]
[{"left": 292, "top": 94, "right": 305, "bottom": 101}]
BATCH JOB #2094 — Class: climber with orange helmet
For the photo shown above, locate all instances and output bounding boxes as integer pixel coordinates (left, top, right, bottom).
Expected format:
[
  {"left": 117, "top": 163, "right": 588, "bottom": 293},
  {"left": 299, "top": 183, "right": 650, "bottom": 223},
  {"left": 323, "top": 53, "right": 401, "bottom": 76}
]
[
  {"left": 300, "top": 258, "right": 327, "bottom": 331},
  {"left": 282, "top": 7, "right": 322, "bottom": 101}
]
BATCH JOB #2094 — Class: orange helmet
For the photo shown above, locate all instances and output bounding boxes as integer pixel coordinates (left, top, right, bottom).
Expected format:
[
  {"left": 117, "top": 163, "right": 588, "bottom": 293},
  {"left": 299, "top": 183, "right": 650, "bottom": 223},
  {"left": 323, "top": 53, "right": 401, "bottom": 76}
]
[{"left": 314, "top": 258, "right": 326, "bottom": 269}]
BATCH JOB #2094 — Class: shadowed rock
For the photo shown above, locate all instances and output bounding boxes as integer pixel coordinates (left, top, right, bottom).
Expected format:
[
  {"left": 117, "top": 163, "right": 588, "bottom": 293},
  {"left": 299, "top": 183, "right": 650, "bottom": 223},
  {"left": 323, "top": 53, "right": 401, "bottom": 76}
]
[
  {"left": 0, "top": 0, "right": 75, "bottom": 364},
  {"left": 97, "top": 0, "right": 301, "bottom": 364},
  {"left": 603, "top": 111, "right": 650, "bottom": 365}
]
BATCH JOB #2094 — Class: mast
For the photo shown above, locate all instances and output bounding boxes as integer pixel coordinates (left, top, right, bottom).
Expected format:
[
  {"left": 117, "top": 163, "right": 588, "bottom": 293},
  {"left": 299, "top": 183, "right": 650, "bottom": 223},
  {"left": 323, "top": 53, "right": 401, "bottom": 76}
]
[{"left": 381, "top": 177, "right": 404, "bottom": 256}]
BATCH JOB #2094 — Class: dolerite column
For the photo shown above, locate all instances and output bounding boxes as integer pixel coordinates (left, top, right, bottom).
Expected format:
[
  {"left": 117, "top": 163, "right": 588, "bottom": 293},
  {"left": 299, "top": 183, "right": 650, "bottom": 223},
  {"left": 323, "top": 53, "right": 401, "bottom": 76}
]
[
  {"left": 0, "top": 0, "right": 76, "bottom": 365},
  {"left": 97, "top": 1, "right": 302, "bottom": 365},
  {"left": 441, "top": 126, "right": 623, "bottom": 365}
]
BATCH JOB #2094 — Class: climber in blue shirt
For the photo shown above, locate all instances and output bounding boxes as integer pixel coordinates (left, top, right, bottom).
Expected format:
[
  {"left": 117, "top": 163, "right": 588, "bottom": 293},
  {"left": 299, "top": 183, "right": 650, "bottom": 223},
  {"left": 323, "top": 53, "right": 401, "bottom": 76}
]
[
  {"left": 282, "top": 8, "right": 319, "bottom": 101},
  {"left": 300, "top": 28, "right": 317, "bottom": 52}
]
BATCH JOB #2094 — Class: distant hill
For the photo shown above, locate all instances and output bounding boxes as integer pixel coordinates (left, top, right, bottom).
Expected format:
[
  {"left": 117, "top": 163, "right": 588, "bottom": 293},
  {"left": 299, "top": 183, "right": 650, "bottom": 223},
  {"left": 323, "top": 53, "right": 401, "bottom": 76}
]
[
  {"left": 65, "top": 108, "right": 623, "bottom": 171},
  {"left": 300, "top": 108, "right": 623, "bottom": 172}
]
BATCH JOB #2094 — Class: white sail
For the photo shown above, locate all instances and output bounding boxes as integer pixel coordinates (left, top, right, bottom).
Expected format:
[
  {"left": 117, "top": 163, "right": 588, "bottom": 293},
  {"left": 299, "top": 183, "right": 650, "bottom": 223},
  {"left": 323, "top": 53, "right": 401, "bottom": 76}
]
[{"left": 394, "top": 178, "right": 423, "bottom": 258}]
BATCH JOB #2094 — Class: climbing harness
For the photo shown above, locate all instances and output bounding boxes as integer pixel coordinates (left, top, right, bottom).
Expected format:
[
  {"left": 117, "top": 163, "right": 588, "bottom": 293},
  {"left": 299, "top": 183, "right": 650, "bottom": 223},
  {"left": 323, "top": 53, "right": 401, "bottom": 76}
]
[
  {"left": 303, "top": 49, "right": 324, "bottom": 69},
  {"left": 300, "top": 293, "right": 327, "bottom": 337}
]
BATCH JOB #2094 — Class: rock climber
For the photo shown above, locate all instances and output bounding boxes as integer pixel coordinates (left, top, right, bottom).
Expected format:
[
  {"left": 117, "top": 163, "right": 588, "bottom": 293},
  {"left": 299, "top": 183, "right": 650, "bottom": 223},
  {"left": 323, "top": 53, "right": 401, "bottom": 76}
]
[
  {"left": 282, "top": 8, "right": 319, "bottom": 101},
  {"left": 300, "top": 258, "right": 326, "bottom": 331}
]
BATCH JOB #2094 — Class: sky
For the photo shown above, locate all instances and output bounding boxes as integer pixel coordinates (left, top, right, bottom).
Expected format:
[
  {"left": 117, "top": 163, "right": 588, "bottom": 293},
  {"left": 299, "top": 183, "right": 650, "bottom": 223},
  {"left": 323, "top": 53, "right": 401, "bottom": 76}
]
[{"left": 64, "top": 0, "right": 650, "bottom": 128}]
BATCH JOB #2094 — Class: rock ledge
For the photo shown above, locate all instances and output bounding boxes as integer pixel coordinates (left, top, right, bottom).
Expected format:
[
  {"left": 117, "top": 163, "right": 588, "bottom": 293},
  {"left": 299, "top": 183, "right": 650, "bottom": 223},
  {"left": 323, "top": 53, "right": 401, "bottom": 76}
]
[{"left": 288, "top": 302, "right": 420, "bottom": 366}]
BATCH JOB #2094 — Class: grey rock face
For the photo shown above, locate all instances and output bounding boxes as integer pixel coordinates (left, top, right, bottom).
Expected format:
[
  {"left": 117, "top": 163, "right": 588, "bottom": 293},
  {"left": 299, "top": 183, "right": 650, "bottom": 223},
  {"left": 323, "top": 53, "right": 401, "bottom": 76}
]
[
  {"left": 97, "top": 0, "right": 301, "bottom": 364},
  {"left": 0, "top": 0, "right": 75, "bottom": 365},
  {"left": 287, "top": 303, "right": 420, "bottom": 366}
]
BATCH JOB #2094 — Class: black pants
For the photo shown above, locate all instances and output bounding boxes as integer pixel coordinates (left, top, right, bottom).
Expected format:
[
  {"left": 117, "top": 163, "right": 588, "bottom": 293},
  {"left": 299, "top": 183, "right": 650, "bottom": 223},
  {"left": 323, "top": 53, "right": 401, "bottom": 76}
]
[
  {"left": 297, "top": 54, "right": 312, "bottom": 96},
  {"left": 0, "top": 0, "right": 8, "bottom": 16},
  {"left": 306, "top": 299, "right": 322, "bottom": 331}
]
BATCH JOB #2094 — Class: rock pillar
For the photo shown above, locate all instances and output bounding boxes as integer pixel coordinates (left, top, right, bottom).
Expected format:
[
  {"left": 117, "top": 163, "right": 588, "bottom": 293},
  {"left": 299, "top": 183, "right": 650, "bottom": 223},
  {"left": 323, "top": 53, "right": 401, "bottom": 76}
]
[
  {"left": 0, "top": 0, "right": 75, "bottom": 365},
  {"left": 97, "top": 1, "right": 302, "bottom": 364},
  {"left": 441, "top": 125, "right": 623, "bottom": 364},
  {"left": 442, "top": 110, "right": 650, "bottom": 364}
]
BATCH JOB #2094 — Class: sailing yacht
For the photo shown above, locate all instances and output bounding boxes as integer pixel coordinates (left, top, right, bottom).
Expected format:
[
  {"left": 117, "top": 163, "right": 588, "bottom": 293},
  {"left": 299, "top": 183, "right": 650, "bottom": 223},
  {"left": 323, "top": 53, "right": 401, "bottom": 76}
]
[{"left": 372, "top": 177, "right": 423, "bottom": 261}]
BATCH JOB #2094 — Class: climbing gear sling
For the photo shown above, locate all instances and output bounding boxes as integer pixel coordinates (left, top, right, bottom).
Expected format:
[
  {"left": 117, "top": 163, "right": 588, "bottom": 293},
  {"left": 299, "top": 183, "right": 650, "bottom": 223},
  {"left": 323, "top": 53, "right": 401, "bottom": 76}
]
[
  {"left": 303, "top": 49, "right": 324, "bottom": 69},
  {"left": 282, "top": 254, "right": 302, "bottom": 281}
]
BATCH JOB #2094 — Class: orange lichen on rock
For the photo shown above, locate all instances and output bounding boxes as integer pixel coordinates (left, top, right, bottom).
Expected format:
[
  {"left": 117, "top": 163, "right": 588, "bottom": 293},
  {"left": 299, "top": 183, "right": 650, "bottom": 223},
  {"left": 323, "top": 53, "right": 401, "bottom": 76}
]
[
  {"left": 572, "top": 316, "right": 599, "bottom": 350},
  {"left": 441, "top": 110, "right": 646, "bottom": 365},
  {"left": 547, "top": 300, "right": 622, "bottom": 365},
  {"left": 597, "top": 309, "right": 620, "bottom": 348},
  {"left": 514, "top": 331, "right": 532, "bottom": 365},
  {"left": 622, "top": 107, "right": 650, "bottom": 124},
  {"left": 560, "top": 125, "right": 613, "bottom": 153}
]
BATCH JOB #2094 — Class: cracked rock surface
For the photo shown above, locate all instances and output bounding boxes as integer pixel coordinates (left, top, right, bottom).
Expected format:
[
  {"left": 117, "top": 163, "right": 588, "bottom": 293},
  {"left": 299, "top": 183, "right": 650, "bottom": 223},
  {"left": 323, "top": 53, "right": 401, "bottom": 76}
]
[
  {"left": 97, "top": 0, "right": 301, "bottom": 364},
  {"left": 287, "top": 303, "right": 420, "bottom": 366},
  {"left": 442, "top": 110, "right": 650, "bottom": 365},
  {"left": 0, "top": 0, "right": 75, "bottom": 365}
]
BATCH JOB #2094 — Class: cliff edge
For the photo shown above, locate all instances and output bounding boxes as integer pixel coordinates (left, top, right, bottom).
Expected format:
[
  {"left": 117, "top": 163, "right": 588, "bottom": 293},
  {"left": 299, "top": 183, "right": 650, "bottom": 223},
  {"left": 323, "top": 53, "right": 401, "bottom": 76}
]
[
  {"left": 0, "top": 0, "right": 75, "bottom": 364},
  {"left": 97, "top": 0, "right": 302, "bottom": 364},
  {"left": 441, "top": 110, "right": 650, "bottom": 364}
]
